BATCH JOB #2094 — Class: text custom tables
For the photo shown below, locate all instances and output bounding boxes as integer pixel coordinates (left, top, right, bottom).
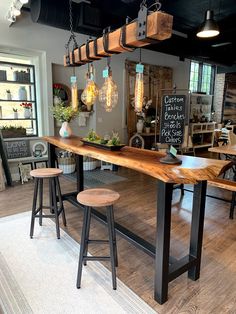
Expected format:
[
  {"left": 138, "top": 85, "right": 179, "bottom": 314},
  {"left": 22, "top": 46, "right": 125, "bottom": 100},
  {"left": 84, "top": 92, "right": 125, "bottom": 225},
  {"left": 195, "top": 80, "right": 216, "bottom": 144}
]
[{"left": 44, "top": 135, "right": 230, "bottom": 304}]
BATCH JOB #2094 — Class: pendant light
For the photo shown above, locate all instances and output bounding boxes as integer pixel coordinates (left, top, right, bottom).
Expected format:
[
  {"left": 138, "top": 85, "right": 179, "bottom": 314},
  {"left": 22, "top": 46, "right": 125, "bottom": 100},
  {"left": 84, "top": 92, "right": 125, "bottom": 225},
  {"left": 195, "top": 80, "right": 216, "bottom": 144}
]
[
  {"left": 196, "top": 9, "right": 219, "bottom": 38},
  {"left": 134, "top": 49, "right": 144, "bottom": 114},
  {"left": 99, "top": 58, "right": 118, "bottom": 112},
  {"left": 81, "top": 64, "right": 99, "bottom": 111}
]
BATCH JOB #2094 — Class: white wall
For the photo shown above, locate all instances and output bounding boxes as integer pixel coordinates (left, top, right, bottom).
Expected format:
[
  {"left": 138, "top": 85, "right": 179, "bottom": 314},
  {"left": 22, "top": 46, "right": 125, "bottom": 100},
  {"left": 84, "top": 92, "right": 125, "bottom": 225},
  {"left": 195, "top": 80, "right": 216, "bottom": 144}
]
[{"left": 0, "top": 11, "right": 190, "bottom": 142}]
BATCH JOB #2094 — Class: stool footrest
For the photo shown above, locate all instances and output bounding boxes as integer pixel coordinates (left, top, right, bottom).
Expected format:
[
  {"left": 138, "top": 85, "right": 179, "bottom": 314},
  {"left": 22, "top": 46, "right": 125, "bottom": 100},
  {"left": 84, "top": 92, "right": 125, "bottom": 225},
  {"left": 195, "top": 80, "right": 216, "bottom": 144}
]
[
  {"left": 83, "top": 256, "right": 110, "bottom": 261},
  {"left": 35, "top": 214, "right": 57, "bottom": 219},
  {"left": 87, "top": 239, "right": 109, "bottom": 244}
]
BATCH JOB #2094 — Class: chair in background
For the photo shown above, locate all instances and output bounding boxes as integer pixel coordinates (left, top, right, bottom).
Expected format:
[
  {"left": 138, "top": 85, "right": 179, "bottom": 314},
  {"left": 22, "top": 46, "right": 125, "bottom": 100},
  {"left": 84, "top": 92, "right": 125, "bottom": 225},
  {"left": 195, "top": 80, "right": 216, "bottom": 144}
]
[{"left": 229, "top": 130, "right": 236, "bottom": 145}]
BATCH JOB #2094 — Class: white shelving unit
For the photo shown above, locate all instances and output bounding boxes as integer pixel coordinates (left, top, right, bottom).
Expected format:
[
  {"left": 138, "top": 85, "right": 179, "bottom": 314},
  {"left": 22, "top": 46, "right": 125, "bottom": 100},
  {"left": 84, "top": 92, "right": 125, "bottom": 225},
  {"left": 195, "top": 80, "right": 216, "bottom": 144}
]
[
  {"left": 0, "top": 61, "right": 38, "bottom": 137},
  {"left": 190, "top": 122, "right": 216, "bottom": 153},
  {"left": 190, "top": 93, "right": 213, "bottom": 123}
]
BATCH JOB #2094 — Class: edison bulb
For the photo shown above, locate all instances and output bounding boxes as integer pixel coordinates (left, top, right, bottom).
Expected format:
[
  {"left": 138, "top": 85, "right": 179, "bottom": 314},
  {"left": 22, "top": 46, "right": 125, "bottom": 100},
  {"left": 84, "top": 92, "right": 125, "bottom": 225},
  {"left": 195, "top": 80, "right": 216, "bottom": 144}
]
[
  {"left": 134, "top": 72, "right": 144, "bottom": 113},
  {"left": 99, "top": 76, "right": 118, "bottom": 112},
  {"left": 81, "top": 79, "right": 99, "bottom": 107}
]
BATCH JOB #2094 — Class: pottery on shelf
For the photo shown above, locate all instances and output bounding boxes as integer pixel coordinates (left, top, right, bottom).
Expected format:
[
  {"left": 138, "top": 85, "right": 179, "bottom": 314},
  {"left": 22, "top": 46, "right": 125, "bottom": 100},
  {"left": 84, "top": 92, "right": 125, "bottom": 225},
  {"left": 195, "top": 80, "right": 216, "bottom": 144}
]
[
  {"left": 136, "top": 119, "right": 144, "bottom": 133},
  {"left": 18, "top": 86, "right": 27, "bottom": 101},
  {"left": 24, "top": 108, "right": 31, "bottom": 119},
  {"left": 53, "top": 95, "right": 62, "bottom": 105},
  {"left": 145, "top": 127, "right": 151, "bottom": 134},
  {"left": 59, "top": 121, "right": 72, "bottom": 138}
]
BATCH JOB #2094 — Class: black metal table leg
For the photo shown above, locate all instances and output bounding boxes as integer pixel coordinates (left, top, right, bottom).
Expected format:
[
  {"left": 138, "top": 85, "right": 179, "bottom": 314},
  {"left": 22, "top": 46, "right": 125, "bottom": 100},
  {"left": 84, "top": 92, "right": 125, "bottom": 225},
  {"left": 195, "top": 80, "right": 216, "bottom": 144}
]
[
  {"left": 75, "top": 155, "right": 84, "bottom": 192},
  {"left": 48, "top": 143, "right": 56, "bottom": 168},
  {"left": 154, "top": 181, "right": 174, "bottom": 304},
  {"left": 188, "top": 180, "right": 207, "bottom": 280}
]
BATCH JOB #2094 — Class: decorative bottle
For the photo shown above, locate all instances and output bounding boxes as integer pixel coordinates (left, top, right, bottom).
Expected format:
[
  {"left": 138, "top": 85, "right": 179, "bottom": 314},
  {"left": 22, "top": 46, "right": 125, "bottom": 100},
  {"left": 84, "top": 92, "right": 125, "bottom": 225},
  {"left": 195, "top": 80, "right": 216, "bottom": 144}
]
[{"left": 18, "top": 86, "right": 27, "bottom": 101}]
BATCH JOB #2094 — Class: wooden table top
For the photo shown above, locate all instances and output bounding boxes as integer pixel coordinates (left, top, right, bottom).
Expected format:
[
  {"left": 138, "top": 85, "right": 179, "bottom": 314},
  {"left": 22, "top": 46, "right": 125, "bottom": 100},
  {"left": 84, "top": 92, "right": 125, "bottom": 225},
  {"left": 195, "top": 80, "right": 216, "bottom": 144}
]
[
  {"left": 209, "top": 145, "right": 236, "bottom": 156},
  {"left": 44, "top": 136, "right": 231, "bottom": 184}
]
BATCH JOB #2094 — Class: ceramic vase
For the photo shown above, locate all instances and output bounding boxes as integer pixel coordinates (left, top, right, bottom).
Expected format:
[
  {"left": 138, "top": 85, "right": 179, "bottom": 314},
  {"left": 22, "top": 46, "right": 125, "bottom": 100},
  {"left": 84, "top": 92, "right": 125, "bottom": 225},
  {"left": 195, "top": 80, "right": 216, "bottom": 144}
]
[
  {"left": 18, "top": 86, "right": 27, "bottom": 101},
  {"left": 7, "top": 93, "right": 12, "bottom": 100},
  {"left": 59, "top": 122, "right": 72, "bottom": 138},
  {"left": 13, "top": 111, "right": 18, "bottom": 119},
  {"left": 24, "top": 108, "right": 31, "bottom": 119},
  {"left": 136, "top": 119, "right": 144, "bottom": 133},
  {"left": 53, "top": 95, "right": 62, "bottom": 105},
  {"left": 145, "top": 127, "right": 151, "bottom": 134}
]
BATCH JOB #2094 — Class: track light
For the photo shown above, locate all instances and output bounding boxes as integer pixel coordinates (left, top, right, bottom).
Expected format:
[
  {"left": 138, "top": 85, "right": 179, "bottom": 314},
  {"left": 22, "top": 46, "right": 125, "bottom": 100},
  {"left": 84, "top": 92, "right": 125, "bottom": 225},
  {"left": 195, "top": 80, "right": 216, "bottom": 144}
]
[
  {"left": 12, "top": 5, "right": 21, "bottom": 16},
  {"left": 6, "top": 0, "right": 24, "bottom": 23},
  {"left": 196, "top": 10, "right": 220, "bottom": 38}
]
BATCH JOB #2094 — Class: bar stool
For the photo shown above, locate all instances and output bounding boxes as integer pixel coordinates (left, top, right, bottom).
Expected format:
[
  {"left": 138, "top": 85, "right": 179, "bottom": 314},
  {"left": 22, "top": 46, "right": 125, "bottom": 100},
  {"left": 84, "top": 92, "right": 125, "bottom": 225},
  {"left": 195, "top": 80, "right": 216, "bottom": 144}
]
[
  {"left": 76, "top": 188, "right": 120, "bottom": 290},
  {"left": 29, "top": 168, "right": 66, "bottom": 239}
]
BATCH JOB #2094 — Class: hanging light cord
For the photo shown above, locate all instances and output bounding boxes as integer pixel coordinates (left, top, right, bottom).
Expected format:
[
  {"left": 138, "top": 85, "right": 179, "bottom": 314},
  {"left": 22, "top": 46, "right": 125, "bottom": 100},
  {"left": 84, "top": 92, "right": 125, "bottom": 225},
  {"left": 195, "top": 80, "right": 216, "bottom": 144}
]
[{"left": 65, "top": 0, "right": 78, "bottom": 53}]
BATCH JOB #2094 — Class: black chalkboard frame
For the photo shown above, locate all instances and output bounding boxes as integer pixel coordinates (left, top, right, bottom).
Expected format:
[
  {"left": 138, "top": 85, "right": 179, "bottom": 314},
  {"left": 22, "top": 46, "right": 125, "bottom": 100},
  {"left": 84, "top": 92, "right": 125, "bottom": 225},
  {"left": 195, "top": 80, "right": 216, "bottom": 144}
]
[{"left": 157, "top": 89, "right": 191, "bottom": 164}]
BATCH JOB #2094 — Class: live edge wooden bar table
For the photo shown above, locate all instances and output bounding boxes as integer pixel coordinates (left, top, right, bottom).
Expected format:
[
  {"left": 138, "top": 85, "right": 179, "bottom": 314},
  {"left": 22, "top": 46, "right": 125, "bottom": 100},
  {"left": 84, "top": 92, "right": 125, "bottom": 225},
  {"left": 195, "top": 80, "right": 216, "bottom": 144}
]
[{"left": 44, "top": 135, "right": 230, "bottom": 304}]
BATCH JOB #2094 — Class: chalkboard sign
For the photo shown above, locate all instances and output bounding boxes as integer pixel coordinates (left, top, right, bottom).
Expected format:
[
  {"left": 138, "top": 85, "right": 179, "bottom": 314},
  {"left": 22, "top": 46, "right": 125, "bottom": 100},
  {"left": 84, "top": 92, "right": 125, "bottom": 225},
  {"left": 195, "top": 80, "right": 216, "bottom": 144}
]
[
  {"left": 159, "top": 95, "right": 186, "bottom": 145},
  {"left": 5, "top": 140, "right": 30, "bottom": 159}
]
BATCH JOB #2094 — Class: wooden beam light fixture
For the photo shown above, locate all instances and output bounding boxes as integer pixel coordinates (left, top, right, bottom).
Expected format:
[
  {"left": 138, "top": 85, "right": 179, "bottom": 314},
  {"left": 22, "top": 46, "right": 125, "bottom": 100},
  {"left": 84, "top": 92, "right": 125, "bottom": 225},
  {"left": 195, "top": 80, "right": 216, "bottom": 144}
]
[{"left": 64, "top": 1, "right": 173, "bottom": 67}]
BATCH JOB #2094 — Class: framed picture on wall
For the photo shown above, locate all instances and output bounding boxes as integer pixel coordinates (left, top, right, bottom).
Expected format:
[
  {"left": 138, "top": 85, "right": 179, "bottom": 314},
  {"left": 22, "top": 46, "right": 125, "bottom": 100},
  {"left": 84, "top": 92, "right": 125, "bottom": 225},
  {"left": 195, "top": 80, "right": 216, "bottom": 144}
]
[
  {"left": 18, "top": 162, "right": 33, "bottom": 184},
  {"left": 34, "top": 161, "right": 47, "bottom": 169}
]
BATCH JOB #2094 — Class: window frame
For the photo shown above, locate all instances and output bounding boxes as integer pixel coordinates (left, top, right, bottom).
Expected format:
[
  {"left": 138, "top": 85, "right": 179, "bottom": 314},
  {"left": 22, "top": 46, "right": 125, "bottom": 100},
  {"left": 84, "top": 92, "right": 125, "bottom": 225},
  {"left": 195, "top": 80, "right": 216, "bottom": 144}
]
[{"left": 189, "top": 60, "right": 216, "bottom": 95}]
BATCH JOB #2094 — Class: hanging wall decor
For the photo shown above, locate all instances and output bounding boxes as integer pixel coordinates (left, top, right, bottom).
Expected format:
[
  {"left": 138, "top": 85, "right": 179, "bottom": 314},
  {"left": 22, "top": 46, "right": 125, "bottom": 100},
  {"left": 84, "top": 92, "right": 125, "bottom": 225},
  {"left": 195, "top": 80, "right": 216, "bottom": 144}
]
[
  {"left": 64, "top": 1, "right": 173, "bottom": 67},
  {"left": 99, "top": 58, "right": 118, "bottom": 112}
]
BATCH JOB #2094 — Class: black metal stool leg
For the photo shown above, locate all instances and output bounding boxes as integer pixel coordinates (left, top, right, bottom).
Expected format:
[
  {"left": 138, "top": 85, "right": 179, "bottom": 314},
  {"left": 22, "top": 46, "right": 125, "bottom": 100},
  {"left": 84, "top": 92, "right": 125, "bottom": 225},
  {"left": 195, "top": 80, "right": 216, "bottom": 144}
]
[
  {"left": 39, "top": 179, "right": 43, "bottom": 226},
  {"left": 83, "top": 207, "right": 91, "bottom": 266},
  {"left": 107, "top": 205, "right": 117, "bottom": 290},
  {"left": 77, "top": 206, "right": 89, "bottom": 288},
  {"left": 51, "top": 178, "right": 60, "bottom": 239},
  {"left": 55, "top": 177, "right": 67, "bottom": 226},
  {"left": 49, "top": 178, "right": 54, "bottom": 214},
  {"left": 109, "top": 205, "right": 118, "bottom": 267},
  {"left": 229, "top": 191, "right": 235, "bottom": 219},
  {"left": 30, "top": 178, "right": 39, "bottom": 238}
]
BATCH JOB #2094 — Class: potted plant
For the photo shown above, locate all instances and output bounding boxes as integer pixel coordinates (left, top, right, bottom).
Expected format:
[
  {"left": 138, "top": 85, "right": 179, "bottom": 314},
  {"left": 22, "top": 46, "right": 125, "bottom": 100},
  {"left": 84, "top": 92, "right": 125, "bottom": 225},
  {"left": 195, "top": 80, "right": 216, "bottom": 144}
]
[
  {"left": 13, "top": 108, "right": 18, "bottom": 119},
  {"left": 20, "top": 102, "right": 32, "bottom": 119},
  {"left": 0, "top": 125, "right": 26, "bottom": 138},
  {"left": 53, "top": 83, "right": 63, "bottom": 105},
  {"left": 51, "top": 102, "right": 79, "bottom": 138},
  {"left": 144, "top": 117, "right": 152, "bottom": 133},
  {"left": 6, "top": 89, "right": 12, "bottom": 100}
]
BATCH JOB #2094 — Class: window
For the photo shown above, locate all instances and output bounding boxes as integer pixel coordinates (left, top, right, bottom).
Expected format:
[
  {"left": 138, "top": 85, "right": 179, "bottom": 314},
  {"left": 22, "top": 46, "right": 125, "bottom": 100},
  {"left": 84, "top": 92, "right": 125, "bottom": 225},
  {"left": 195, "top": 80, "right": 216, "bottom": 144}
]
[{"left": 189, "top": 61, "right": 215, "bottom": 95}]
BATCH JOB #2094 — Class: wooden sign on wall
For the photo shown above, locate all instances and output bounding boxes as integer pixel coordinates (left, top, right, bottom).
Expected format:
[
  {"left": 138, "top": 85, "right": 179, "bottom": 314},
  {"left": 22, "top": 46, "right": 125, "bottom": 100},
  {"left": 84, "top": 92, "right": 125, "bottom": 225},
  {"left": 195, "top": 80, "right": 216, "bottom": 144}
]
[{"left": 5, "top": 140, "right": 30, "bottom": 159}]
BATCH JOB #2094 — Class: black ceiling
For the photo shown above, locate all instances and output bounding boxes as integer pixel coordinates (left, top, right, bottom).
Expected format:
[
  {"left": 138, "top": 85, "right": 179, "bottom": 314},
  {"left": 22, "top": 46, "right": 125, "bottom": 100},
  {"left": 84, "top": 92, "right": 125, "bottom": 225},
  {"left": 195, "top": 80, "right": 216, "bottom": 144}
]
[{"left": 28, "top": 0, "right": 236, "bottom": 66}]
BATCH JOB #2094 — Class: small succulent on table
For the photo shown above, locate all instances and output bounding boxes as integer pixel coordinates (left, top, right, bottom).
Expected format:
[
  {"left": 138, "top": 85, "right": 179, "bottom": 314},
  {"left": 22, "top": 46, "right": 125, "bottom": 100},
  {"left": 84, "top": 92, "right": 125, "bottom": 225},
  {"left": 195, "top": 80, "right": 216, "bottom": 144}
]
[
  {"left": 13, "top": 108, "right": 18, "bottom": 112},
  {"left": 85, "top": 130, "right": 121, "bottom": 146}
]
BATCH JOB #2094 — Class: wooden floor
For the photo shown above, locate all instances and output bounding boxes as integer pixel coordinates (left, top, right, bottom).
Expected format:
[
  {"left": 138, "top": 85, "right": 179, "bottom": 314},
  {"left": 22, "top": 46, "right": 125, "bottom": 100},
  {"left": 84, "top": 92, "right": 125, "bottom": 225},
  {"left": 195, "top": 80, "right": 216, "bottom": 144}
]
[{"left": 0, "top": 166, "right": 236, "bottom": 313}]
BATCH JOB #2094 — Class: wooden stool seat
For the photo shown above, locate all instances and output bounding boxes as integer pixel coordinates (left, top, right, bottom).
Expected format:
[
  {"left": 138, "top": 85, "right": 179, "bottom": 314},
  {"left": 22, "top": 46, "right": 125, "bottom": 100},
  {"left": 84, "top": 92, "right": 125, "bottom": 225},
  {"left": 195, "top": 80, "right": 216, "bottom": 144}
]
[
  {"left": 30, "top": 167, "right": 66, "bottom": 239},
  {"left": 30, "top": 168, "right": 63, "bottom": 178},
  {"left": 77, "top": 188, "right": 120, "bottom": 207},
  {"left": 76, "top": 188, "right": 119, "bottom": 290}
]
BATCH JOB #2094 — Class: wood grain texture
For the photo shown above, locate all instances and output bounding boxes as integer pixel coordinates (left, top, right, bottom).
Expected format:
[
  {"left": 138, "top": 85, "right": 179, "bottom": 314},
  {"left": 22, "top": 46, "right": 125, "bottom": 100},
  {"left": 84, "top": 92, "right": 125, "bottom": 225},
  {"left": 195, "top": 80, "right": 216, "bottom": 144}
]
[
  {"left": 64, "top": 11, "right": 173, "bottom": 65},
  {"left": 1, "top": 168, "right": 236, "bottom": 313},
  {"left": 208, "top": 177, "right": 236, "bottom": 191},
  {"left": 30, "top": 168, "right": 62, "bottom": 178},
  {"left": 43, "top": 136, "right": 231, "bottom": 184},
  {"left": 209, "top": 144, "right": 236, "bottom": 155},
  {"left": 77, "top": 188, "right": 120, "bottom": 207}
]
